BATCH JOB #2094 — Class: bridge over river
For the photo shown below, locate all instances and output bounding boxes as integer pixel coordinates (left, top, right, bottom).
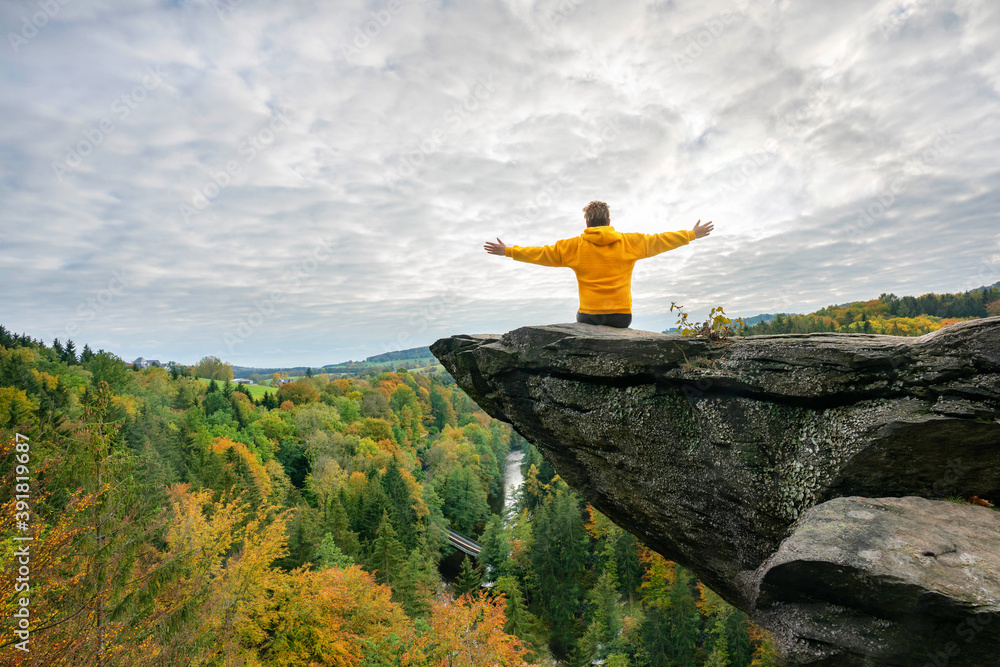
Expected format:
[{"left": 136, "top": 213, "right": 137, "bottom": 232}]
[{"left": 445, "top": 528, "right": 481, "bottom": 556}]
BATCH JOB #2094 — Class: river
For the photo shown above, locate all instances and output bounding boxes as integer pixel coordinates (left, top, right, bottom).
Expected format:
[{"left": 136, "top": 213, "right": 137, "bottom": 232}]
[
  {"left": 501, "top": 448, "right": 525, "bottom": 520},
  {"left": 441, "top": 447, "right": 526, "bottom": 584}
]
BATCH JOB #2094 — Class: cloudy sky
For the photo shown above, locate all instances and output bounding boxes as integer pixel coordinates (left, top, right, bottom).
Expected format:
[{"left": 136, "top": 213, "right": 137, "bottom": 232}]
[{"left": 1, "top": 0, "right": 998, "bottom": 367}]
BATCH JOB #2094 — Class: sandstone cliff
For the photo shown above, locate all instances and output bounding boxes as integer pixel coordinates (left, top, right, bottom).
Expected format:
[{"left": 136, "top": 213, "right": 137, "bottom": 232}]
[{"left": 431, "top": 317, "right": 1000, "bottom": 666}]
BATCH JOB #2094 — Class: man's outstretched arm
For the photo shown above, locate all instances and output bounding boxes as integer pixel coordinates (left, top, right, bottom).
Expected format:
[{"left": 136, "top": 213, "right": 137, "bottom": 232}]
[
  {"left": 643, "top": 220, "right": 713, "bottom": 258},
  {"left": 484, "top": 237, "right": 564, "bottom": 267}
]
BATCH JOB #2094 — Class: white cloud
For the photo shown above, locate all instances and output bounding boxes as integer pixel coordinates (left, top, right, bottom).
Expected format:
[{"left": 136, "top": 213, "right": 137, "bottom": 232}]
[{"left": 1, "top": 0, "right": 998, "bottom": 366}]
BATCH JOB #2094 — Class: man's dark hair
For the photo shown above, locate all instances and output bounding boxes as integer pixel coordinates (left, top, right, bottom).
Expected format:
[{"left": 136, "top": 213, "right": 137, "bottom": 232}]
[{"left": 583, "top": 200, "right": 610, "bottom": 227}]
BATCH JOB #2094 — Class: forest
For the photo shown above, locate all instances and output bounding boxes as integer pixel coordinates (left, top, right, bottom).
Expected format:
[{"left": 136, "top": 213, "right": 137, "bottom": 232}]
[
  {"left": 4, "top": 281, "right": 996, "bottom": 666},
  {"left": 736, "top": 285, "right": 1000, "bottom": 336},
  {"left": 0, "top": 324, "right": 779, "bottom": 666}
]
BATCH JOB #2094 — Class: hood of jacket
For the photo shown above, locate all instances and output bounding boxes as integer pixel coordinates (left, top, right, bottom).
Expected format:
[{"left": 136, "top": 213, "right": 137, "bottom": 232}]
[{"left": 580, "top": 225, "right": 622, "bottom": 246}]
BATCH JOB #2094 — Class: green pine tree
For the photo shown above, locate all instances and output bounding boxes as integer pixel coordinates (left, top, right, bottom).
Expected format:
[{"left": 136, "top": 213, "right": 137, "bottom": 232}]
[
  {"left": 478, "top": 514, "right": 511, "bottom": 579},
  {"left": 367, "top": 510, "right": 406, "bottom": 590},
  {"left": 666, "top": 565, "right": 700, "bottom": 667},
  {"left": 530, "top": 484, "right": 589, "bottom": 656},
  {"left": 613, "top": 528, "right": 642, "bottom": 601},
  {"left": 436, "top": 465, "right": 489, "bottom": 536},
  {"left": 494, "top": 576, "right": 535, "bottom": 639},
  {"left": 322, "top": 495, "right": 361, "bottom": 560},
  {"left": 381, "top": 457, "right": 418, "bottom": 550},
  {"left": 641, "top": 606, "right": 674, "bottom": 667},
  {"left": 64, "top": 339, "right": 78, "bottom": 364},
  {"left": 722, "top": 603, "right": 754, "bottom": 666},
  {"left": 588, "top": 567, "right": 622, "bottom": 647},
  {"left": 705, "top": 632, "right": 730, "bottom": 667},
  {"left": 397, "top": 541, "right": 439, "bottom": 618},
  {"left": 453, "top": 554, "right": 483, "bottom": 598},
  {"left": 316, "top": 532, "right": 353, "bottom": 568}
]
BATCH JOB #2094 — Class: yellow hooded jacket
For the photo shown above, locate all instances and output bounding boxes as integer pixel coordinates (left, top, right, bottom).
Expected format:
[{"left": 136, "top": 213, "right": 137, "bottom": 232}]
[{"left": 504, "top": 226, "right": 695, "bottom": 314}]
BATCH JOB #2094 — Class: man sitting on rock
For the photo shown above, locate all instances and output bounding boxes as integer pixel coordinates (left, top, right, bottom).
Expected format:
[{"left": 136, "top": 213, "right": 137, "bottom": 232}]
[{"left": 484, "top": 200, "right": 713, "bottom": 328}]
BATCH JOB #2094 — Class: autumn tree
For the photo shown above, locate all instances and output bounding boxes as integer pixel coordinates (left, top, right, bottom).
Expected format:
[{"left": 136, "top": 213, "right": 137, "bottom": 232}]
[
  {"left": 263, "top": 564, "right": 411, "bottom": 667},
  {"left": 0, "top": 383, "right": 167, "bottom": 667},
  {"left": 414, "top": 591, "right": 531, "bottom": 666},
  {"left": 151, "top": 483, "right": 292, "bottom": 665},
  {"left": 749, "top": 624, "right": 782, "bottom": 666},
  {"left": 276, "top": 378, "right": 320, "bottom": 406},
  {"left": 427, "top": 386, "right": 456, "bottom": 431},
  {"left": 195, "top": 356, "right": 234, "bottom": 381}
]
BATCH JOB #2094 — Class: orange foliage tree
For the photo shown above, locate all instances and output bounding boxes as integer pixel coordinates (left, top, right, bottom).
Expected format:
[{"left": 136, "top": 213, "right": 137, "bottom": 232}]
[
  {"left": 276, "top": 379, "right": 320, "bottom": 406},
  {"left": 413, "top": 591, "right": 532, "bottom": 666},
  {"left": 262, "top": 565, "right": 411, "bottom": 666}
]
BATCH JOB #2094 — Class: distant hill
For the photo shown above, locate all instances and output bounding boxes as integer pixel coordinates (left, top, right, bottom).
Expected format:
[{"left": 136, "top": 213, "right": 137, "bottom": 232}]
[
  {"left": 232, "top": 346, "right": 439, "bottom": 381},
  {"left": 738, "top": 313, "right": 783, "bottom": 327},
  {"left": 364, "top": 346, "right": 433, "bottom": 363},
  {"left": 232, "top": 364, "right": 316, "bottom": 377}
]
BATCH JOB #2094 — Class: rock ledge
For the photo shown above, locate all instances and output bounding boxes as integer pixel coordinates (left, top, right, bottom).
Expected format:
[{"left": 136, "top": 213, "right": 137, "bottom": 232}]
[{"left": 431, "top": 318, "right": 1000, "bottom": 666}]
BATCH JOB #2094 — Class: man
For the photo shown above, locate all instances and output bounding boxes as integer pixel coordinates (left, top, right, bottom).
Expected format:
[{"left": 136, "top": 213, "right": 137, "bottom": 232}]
[{"left": 484, "top": 200, "right": 713, "bottom": 328}]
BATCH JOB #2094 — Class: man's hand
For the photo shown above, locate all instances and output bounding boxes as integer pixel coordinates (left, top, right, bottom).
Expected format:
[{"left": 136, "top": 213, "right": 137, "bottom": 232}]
[
  {"left": 692, "top": 220, "right": 714, "bottom": 239},
  {"left": 484, "top": 238, "right": 507, "bottom": 256}
]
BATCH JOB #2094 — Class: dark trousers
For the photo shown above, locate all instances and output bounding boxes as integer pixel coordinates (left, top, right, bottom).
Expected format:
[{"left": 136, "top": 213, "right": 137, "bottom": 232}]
[{"left": 576, "top": 311, "right": 632, "bottom": 328}]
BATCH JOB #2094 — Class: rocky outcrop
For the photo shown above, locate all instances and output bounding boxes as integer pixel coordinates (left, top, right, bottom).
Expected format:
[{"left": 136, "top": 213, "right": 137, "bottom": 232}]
[{"left": 430, "top": 317, "right": 1000, "bottom": 666}]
